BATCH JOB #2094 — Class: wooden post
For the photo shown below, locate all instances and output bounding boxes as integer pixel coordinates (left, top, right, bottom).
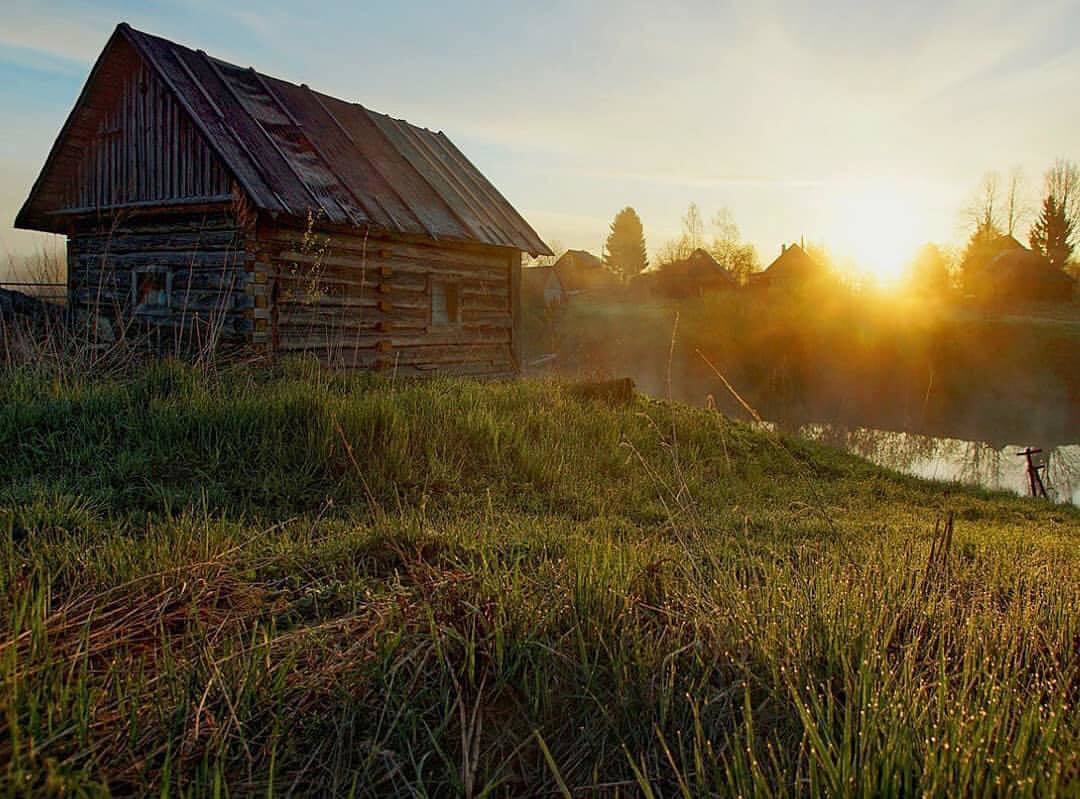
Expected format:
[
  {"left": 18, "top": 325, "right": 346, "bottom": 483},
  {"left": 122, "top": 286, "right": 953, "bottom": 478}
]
[
  {"left": 510, "top": 249, "right": 522, "bottom": 374},
  {"left": 1015, "top": 447, "right": 1048, "bottom": 498}
]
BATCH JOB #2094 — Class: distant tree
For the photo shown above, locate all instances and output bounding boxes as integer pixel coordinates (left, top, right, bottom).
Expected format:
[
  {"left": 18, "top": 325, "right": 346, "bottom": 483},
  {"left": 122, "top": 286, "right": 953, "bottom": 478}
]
[
  {"left": 655, "top": 203, "right": 759, "bottom": 274},
  {"left": 1030, "top": 159, "right": 1079, "bottom": 269},
  {"left": 1029, "top": 196, "right": 1074, "bottom": 268},
  {"left": 965, "top": 217, "right": 1003, "bottom": 253},
  {"left": 1045, "top": 158, "right": 1080, "bottom": 223},
  {"left": 960, "top": 217, "right": 1009, "bottom": 294},
  {"left": 907, "top": 244, "right": 951, "bottom": 295},
  {"left": 709, "top": 208, "right": 759, "bottom": 284},
  {"left": 654, "top": 202, "right": 708, "bottom": 266},
  {"left": 653, "top": 239, "right": 683, "bottom": 266},
  {"left": 966, "top": 172, "right": 1003, "bottom": 236},
  {"left": 603, "top": 208, "right": 648, "bottom": 281},
  {"left": 682, "top": 203, "right": 705, "bottom": 251},
  {"left": 1004, "top": 167, "right": 1027, "bottom": 237}
]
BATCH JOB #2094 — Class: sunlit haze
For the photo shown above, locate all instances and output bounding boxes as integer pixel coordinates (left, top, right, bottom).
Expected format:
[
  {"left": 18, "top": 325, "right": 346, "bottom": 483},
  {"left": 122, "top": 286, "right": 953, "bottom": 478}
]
[
  {"left": 826, "top": 179, "right": 926, "bottom": 283},
  {"left": 2, "top": 0, "right": 1079, "bottom": 279}
]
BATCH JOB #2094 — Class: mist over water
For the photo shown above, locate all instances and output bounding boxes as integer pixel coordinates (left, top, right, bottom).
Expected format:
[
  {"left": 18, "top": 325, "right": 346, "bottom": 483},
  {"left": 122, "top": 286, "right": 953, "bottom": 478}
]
[{"left": 526, "top": 293, "right": 1079, "bottom": 505}]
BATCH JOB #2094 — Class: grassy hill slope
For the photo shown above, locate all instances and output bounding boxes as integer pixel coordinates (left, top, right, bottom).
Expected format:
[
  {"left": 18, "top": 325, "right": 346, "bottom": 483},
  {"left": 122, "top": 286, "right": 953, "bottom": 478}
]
[{"left": 1, "top": 360, "right": 1077, "bottom": 796}]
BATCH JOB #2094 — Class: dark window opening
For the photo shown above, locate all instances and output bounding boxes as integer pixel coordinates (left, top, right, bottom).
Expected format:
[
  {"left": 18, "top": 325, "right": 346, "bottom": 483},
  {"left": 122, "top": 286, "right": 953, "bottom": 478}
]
[
  {"left": 431, "top": 281, "right": 461, "bottom": 325},
  {"left": 132, "top": 267, "right": 171, "bottom": 313}
]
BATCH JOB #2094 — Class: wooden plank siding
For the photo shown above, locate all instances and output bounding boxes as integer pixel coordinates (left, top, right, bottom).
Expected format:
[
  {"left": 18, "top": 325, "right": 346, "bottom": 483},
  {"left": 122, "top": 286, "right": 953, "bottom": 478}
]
[
  {"left": 67, "top": 209, "right": 252, "bottom": 348},
  {"left": 60, "top": 59, "right": 231, "bottom": 214},
  {"left": 254, "top": 221, "right": 517, "bottom": 376}
]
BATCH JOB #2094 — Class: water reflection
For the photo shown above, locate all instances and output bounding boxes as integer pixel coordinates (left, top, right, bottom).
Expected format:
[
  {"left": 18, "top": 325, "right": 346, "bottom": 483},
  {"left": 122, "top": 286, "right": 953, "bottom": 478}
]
[{"left": 796, "top": 424, "right": 1080, "bottom": 506}]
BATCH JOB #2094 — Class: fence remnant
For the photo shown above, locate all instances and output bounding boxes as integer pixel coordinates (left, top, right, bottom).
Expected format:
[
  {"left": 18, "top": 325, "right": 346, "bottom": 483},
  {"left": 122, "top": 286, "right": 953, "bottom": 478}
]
[{"left": 1016, "top": 447, "right": 1048, "bottom": 498}]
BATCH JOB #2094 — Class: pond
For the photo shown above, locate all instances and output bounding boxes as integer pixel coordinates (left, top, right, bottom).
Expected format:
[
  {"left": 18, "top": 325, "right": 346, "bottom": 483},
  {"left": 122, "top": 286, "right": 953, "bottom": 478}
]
[{"left": 794, "top": 423, "right": 1080, "bottom": 506}]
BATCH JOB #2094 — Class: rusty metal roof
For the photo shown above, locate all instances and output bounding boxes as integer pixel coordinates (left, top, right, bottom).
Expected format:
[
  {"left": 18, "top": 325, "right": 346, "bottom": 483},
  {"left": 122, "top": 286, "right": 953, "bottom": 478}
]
[{"left": 23, "top": 23, "right": 551, "bottom": 255}]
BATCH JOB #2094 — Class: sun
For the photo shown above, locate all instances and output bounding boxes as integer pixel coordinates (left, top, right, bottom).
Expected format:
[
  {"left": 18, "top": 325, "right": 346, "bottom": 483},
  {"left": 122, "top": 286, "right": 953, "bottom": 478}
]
[{"left": 827, "top": 180, "right": 923, "bottom": 285}]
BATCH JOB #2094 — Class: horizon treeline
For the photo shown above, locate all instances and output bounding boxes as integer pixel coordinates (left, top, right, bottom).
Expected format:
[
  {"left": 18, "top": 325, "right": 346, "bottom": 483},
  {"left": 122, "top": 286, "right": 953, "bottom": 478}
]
[{"left": 528, "top": 157, "right": 1080, "bottom": 291}]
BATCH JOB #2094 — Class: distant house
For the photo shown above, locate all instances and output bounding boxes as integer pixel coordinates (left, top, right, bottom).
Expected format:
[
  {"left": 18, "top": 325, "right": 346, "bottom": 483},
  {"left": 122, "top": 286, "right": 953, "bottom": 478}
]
[
  {"left": 522, "top": 266, "right": 565, "bottom": 307},
  {"left": 750, "top": 243, "right": 826, "bottom": 292},
  {"left": 653, "top": 248, "right": 738, "bottom": 298},
  {"left": 961, "top": 234, "right": 1025, "bottom": 297},
  {"left": 979, "top": 247, "right": 1074, "bottom": 304},
  {"left": 552, "top": 250, "right": 621, "bottom": 296},
  {"left": 15, "top": 23, "right": 549, "bottom": 376}
]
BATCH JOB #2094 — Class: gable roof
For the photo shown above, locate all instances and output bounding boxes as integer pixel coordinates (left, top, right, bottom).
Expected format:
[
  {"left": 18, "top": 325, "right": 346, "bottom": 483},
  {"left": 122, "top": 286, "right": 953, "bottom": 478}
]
[
  {"left": 17, "top": 23, "right": 550, "bottom": 255},
  {"left": 759, "top": 243, "right": 821, "bottom": 281},
  {"left": 654, "top": 248, "right": 737, "bottom": 294},
  {"left": 552, "top": 249, "right": 619, "bottom": 292},
  {"left": 661, "top": 249, "right": 734, "bottom": 278},
  {"left": 554, "top": 250, "right": 605, "bottom": 271}
]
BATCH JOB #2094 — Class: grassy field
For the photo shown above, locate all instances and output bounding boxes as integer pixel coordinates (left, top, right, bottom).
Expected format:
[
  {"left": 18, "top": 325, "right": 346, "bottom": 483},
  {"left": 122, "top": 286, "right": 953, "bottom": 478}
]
[{"left": 1, "top": 358, "right": 1077, "bottom": 796}]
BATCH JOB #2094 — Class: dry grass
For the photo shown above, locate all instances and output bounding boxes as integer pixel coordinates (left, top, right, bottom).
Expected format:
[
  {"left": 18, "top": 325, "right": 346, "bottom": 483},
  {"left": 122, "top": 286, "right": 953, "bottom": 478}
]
[{"left": 0, "top": 354, "right": 1077, "bottom": 796}]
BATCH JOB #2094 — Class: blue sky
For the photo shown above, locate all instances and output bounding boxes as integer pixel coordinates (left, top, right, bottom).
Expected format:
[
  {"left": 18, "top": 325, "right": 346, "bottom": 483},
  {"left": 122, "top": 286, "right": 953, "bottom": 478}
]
[{"left": 3, "top": 0, "right": 1079, "bottom": 274}]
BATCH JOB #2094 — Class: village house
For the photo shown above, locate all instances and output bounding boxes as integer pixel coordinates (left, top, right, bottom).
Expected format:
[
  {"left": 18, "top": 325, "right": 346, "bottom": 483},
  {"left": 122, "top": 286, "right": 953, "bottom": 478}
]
[
  {"left": 15, "top": 23, "right": 550, "bottom": 377},
  {"left": 522, "top": 265, "right": 566, "bottom": 307},
  {"left": 960, "top": 233, "right": 1024, "bottom": 297},
  {"left": 981, "top": 247, "right": 1074, "bottom": 304},
  {"left": 962, "top": 234, "right": 1074, "bottom": 304},
  {"left": 749, "top": 242, "right": 827, "bottom": 292},
  {"left": 651, "top": 248, "right": 738, "bottom": 298},
  {"left": 552, "top": 249, "right": 621, "bottom": 296}
]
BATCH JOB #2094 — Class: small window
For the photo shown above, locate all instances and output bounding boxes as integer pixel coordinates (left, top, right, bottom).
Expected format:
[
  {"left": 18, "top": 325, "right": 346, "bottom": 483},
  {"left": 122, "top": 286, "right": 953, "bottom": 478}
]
[
  {"left": 132, "top": 266, "right": 171, "bottom": 313},
  {"left": 431, "top": 281, "right": 461, "bottom": 326}
]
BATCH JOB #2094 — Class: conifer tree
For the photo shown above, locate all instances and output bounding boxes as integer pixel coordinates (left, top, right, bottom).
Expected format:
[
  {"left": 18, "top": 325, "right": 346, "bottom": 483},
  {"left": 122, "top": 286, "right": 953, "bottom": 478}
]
[
  {"left": 1029, "top": 195, "right": 1073, "bottom": 268},
  {"left": 1030, "top": 159, "right": 1078, "bottom": 269},
  {"left": 603, "top": 207, "right": 648, "bottom": 281}
]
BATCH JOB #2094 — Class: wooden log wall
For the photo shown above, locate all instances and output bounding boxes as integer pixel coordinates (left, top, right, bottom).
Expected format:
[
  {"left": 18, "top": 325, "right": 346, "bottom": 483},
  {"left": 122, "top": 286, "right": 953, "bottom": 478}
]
[
  {"left": 254, "top": 220, "right": 519, "bottom": 376},
  {"left": 61, "top": 60, "right": 231, "bottom": 213},
  {"left": 68, "top": 207, "right": 252, "bottom": 348}
]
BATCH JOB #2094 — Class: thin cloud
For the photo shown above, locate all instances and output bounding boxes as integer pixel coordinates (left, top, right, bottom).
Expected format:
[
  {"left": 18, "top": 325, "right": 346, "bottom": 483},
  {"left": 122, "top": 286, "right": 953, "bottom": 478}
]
[
  {"left": 573, "top": 169, "right": 823, "bottom": 191},
  {"left": 0, "top": 6, "right": 111, "bottom": 66}
]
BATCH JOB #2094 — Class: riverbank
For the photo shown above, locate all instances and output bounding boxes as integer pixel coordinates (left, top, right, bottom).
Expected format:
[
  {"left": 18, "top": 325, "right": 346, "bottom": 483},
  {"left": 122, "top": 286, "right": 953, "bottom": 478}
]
[{"left": 1, "top": 360, "right": 1077, "bottom": 795}]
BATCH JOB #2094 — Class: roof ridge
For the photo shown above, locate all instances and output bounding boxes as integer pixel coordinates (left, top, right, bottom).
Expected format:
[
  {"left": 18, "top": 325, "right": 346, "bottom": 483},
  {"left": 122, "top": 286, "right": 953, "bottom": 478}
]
[{"left": 18, "top": 22, "right": 551, "bottom": 254}]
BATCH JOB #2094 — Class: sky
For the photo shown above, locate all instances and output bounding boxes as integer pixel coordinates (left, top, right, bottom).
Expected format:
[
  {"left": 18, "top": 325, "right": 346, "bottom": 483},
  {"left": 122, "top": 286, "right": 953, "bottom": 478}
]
[{"left": 2, "top": 0, "right": 1079, "bottom": 279}]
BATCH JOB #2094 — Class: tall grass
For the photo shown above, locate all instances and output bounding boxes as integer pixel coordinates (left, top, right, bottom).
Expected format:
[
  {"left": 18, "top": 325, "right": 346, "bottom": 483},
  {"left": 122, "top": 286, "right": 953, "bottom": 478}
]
[
  {"left": 1, "top": 249, "right": 66, "bottom": 300},
  {"left": 0, "top": 358, "right": 1077, "bottom": 796}
]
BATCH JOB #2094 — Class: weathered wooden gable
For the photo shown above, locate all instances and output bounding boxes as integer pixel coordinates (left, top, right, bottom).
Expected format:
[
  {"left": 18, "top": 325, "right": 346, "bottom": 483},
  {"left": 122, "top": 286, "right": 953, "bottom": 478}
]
[
  {"left": 17, "top": 35, "right": 233, "bottom": 230},
  {"left": 63, "top": 59, "right": 232, "bottom": 213}
]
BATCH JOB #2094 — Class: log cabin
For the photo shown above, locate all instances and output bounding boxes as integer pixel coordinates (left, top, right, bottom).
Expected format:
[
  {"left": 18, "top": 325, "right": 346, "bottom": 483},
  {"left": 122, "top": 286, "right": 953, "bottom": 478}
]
[{"left": 15, "top": 23, "right": 551, "bottom": 376}]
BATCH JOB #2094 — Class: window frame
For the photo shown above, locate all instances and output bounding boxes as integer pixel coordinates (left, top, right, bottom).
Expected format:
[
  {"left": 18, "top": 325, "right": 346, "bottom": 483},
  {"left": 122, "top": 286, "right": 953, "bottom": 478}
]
[
  {"left": 429, "top": 278, "right": 462, "bottom": 327},
  {"left": 131, "top": 265, "right": 173, "bottom": 315}
]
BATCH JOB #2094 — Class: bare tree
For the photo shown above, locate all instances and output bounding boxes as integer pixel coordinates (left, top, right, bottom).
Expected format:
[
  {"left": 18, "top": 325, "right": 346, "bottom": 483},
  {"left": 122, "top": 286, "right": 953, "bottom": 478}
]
[
  {"left": 682, "top": 203, "right": 705, "bottom": 251},
  {"left": 709, "top": 208, "right": 759, "bottom": 284},
  {"left": 654, "top": 202, "right": 707, "bottom": 266},
  {"left": 1044, "top": 158, "right": 1080, "bottom": 230},
  {"left": 1004, "top": 166, "right": 1028, "bottom": 237},
  {"left": 967, "top": 171, "right": 1002, "bottom": 235},
  {"left": 711, "top": 208, "right": 739, "bottom": 243}
]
